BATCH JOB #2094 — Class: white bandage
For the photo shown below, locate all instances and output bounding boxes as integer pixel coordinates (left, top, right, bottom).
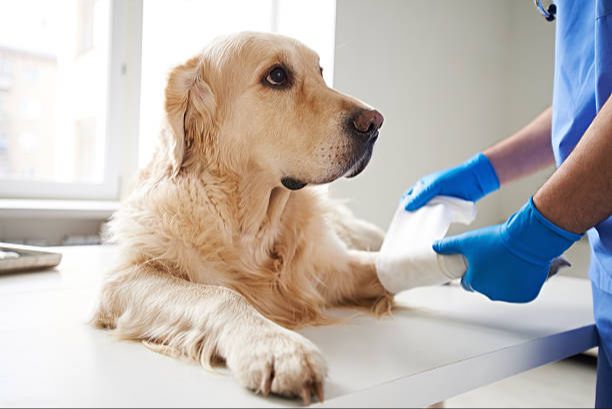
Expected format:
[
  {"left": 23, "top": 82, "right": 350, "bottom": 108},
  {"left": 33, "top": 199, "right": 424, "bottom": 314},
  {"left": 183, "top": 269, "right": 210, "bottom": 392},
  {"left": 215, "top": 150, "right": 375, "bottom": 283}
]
[{"left": 376, "top": 196, "right": 476, "bottom": 294}]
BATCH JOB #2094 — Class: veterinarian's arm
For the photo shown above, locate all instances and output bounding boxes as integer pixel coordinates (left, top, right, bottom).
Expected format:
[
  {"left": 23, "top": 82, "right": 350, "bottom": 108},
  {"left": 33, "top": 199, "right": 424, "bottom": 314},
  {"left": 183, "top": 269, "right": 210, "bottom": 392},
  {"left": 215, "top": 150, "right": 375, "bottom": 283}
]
[
  {"left": 533, "top": 96, "right": 612, "bottom": 234},
  {"left": 484, "top": 107, "right": 554, "bottom": 185},
  {"left": 435, "top": 96, "right": 612, "bottom": 303},
  {"left": 404, "top": 107, "right": 553, "bottom": 211}
]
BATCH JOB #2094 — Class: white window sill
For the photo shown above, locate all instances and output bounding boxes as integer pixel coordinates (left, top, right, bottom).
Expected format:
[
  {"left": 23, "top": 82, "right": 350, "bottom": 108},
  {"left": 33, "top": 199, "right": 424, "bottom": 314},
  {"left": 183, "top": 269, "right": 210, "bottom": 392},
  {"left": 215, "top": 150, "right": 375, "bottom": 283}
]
[{"left": 0, "top": 199, "right": 120, "bottom": 220}]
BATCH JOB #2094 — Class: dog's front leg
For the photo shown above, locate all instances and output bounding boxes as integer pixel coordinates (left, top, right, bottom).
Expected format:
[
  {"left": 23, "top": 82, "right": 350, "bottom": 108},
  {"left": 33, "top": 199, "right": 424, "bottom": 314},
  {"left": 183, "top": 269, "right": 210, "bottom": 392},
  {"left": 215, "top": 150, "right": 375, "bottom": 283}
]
[
  {"left": 95, "top": 268, "right": 327, "bottom": 403},
  {"left": 319, "top": 248, "right": 394, "bottom": 316},
  {"left": 325, "top": 202, "right": 385, "bottom": 251},
  {"left": 346, "top": 250, "right": 395, "bottom": 315}
]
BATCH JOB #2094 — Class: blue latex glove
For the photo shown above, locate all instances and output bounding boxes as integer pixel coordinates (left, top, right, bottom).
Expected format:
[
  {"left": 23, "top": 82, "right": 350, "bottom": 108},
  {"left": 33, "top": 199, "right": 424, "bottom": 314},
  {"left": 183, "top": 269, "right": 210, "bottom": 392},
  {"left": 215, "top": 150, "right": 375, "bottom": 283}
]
[
  {"left": 433, "top": 198, "right": 582, "bottom": 303},
  {"left": 404, "top": 153, "right": 500, "bottom": 211}
]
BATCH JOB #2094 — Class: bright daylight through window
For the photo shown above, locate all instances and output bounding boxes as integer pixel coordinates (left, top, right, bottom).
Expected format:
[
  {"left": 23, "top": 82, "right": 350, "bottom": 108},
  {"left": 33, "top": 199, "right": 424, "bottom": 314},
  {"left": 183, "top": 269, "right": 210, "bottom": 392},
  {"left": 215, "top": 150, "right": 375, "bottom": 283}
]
[{"left": 0, "top": 0, "right": 111, "bottom": 186}]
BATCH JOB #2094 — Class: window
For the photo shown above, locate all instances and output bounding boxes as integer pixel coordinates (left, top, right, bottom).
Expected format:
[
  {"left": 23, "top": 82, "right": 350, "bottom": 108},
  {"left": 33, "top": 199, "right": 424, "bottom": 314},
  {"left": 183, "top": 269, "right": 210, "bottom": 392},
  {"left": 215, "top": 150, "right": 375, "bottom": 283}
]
[
  {"left": 0, "top": 93, "right": 6, "bottom": 117},
  {"left": 0, "top": 0, "right": 116, "bottom": 199},
  {"left": 0, "top": 129, "right": 8, "bottom": 153},
  {"left": 23, "top": 67, "right": 40, "bottom": 84},
  {"left": 0, "top": 55, "right": 12, "bottom": 90},
  {"left": 0, "top": 128, "right": 8, "bottom": 177},
  {"left": 76, "top": 0, "right": 97, "bottom": 54},
  {"left": 0, "top": 94, "right": 7, "bottom": 174},
  {"left": 0, "top": 0, "right": 336, "bottom": 200},
  {"left": 74, "top": 117, "right": 100, "bottom": 182}
]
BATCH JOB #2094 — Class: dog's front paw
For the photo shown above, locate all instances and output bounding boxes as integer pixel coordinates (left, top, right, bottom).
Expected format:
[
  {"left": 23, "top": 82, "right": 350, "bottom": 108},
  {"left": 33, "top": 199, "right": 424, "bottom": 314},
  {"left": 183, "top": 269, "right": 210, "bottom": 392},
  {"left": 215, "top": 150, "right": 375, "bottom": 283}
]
[{"left": 227, "top": 328, "right": 328, "bottom": 404}]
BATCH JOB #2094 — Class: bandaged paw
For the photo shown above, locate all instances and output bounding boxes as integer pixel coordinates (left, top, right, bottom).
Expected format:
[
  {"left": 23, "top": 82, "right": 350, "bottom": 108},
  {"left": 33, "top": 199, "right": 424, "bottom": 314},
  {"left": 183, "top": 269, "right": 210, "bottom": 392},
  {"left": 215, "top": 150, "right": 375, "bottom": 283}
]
[{"left": 376, "top": 196, "right": 476, "bottom": 294}]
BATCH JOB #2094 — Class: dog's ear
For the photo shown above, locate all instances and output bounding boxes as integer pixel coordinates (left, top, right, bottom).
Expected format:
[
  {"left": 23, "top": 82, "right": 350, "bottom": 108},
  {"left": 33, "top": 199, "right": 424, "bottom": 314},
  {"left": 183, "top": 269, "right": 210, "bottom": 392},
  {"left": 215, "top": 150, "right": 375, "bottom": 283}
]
[{"left": 164, "top": 56, "right": 216, "bottom": 176}]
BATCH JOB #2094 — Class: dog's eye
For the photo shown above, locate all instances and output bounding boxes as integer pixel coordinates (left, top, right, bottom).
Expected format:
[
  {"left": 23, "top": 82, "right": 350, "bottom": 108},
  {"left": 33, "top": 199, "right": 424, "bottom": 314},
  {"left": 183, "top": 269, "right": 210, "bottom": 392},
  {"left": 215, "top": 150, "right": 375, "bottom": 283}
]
[{"left": 265, "top": 67, "right": 288, "bottom": 87}]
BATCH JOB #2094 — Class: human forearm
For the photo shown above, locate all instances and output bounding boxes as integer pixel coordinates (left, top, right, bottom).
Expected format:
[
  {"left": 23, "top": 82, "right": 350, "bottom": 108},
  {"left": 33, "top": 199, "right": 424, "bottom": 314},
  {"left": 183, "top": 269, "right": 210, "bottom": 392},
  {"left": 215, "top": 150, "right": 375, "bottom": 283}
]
[
  {"left": 484, "top": 107, "right": 555, "bottom": 185},
  {"left": 404, "top": 108, "right": 555, "bottom": 211},
  {"left": 534, "top": 97, "right": 612, "bottom": 234}
]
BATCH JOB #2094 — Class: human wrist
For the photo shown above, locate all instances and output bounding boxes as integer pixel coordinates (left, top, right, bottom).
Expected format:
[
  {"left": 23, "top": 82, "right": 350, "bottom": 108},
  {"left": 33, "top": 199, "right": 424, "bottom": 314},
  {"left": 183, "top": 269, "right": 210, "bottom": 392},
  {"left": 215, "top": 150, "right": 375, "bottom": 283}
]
[
  {"left": 502, "top": 197, "right": 582, "bottom": 266},
  {"left": 466, "top": 152, "right": 500, "bottom": 198}
]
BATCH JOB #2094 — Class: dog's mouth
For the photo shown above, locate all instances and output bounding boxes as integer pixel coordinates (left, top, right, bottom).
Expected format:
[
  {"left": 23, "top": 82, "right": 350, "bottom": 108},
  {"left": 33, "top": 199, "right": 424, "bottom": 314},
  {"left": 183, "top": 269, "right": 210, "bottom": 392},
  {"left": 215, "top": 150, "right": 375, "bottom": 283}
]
[
  {"left": 345, "top": 142, "right": 374, "bottom": 178},
  {"left": 280, "top": 142, "right": 375, "bottom": 191},
  {"left": 281, "top": 177, "right": 308, "bottom": 191}
]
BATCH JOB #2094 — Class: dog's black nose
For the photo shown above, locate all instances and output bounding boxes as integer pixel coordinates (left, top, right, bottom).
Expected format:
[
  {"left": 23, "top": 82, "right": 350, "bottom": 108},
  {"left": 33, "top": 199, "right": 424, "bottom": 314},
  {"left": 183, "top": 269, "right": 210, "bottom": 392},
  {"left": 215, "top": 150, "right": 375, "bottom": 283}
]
[{"left": 350, "top": 109, "right": 384, "bottom": 141}]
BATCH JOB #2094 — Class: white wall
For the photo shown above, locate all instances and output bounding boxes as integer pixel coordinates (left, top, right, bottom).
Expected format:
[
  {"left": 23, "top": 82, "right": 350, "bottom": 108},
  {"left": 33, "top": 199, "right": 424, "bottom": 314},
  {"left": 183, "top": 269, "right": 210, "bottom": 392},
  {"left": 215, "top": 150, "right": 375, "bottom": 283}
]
[{"left": 330, "top": 0, "right": 556, "bottom": 230}]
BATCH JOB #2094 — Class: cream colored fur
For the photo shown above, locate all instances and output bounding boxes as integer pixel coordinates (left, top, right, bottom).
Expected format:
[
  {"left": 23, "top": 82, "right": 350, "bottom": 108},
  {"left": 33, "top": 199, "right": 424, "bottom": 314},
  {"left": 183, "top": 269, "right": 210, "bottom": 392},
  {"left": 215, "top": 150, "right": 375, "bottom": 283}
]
[{"left": 94, "top": 32, "right": 391, "bottom": 403}]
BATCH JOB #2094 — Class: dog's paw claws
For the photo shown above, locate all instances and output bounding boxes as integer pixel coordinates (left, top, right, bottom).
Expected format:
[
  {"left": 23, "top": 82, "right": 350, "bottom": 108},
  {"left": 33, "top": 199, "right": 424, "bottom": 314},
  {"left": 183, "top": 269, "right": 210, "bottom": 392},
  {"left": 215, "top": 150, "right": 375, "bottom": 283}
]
[
  {"left": 259, "top": 361, "right": 274, "bottom": 398},
  {"left": 301, "top": 384, "right": 311, "bottom": 406},
  {"left": 315, "top": 381, "right": 325, "bottom": 403},
  {"left": 229, "top": 330, "right": 327, "bottom": 404}
]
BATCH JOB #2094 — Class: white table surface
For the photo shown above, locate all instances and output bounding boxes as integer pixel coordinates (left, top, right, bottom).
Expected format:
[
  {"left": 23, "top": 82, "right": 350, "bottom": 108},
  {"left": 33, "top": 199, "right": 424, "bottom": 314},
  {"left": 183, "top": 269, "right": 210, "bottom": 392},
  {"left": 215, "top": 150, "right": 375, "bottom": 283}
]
[{"left": 0, "top": 246, "right": 597, "bottom": 408}]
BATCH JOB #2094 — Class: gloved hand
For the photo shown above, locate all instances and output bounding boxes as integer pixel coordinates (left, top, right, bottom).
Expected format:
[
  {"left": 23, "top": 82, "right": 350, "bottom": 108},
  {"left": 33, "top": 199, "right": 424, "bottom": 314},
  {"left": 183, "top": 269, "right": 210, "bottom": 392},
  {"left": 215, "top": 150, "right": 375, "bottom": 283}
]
[
  {"left": 433, "top": 198, "right": 582, "bottom": 303},
  {"left": 404, "top": 153, "right": 500, "bottom": 211}
]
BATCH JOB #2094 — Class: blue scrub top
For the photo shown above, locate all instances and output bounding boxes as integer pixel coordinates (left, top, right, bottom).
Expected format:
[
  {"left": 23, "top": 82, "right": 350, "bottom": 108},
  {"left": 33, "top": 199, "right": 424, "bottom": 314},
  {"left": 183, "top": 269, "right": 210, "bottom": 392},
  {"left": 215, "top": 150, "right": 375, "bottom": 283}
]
[{"left": 552, "top": 0, "right": 612, "bottom": 294}]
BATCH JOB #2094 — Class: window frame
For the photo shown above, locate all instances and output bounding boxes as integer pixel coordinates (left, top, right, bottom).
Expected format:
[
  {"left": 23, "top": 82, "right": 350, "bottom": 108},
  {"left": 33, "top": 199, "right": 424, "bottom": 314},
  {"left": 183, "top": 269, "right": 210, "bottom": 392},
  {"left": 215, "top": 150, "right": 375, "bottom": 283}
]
[{"left": 0, "top": 0, "right": 143, "bottom": 201}]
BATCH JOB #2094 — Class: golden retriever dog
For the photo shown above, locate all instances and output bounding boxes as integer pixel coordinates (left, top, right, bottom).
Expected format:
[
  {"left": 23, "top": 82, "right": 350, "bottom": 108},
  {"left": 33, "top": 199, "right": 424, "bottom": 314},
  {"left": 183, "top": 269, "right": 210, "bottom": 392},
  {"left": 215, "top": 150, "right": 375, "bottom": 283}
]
[{"left": 94, "top": 32, "right": 391, "bottom": 404}]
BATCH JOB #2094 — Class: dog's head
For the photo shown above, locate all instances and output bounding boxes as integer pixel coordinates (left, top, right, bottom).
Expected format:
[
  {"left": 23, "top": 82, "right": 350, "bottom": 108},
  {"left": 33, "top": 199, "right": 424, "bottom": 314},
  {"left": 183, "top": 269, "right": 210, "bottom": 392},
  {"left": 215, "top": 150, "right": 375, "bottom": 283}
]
[{"left": 163, "top": 32, "right": 383, "bottom": 190}]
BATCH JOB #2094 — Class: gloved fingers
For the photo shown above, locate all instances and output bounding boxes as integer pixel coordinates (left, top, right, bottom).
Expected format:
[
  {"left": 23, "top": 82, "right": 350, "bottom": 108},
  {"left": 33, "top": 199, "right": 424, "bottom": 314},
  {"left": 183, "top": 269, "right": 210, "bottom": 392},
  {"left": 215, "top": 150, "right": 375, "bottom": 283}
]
[
  {"left": 404, "top": 181, "right": 439, "bottom": 211},
  {"left": 432, "top": 235, "right": 466, "bottom": 255},
  {"left": 437, "top": 237, "right": 473, "bottom": 292}
]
